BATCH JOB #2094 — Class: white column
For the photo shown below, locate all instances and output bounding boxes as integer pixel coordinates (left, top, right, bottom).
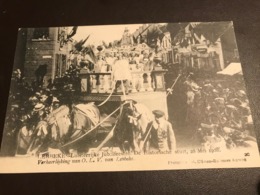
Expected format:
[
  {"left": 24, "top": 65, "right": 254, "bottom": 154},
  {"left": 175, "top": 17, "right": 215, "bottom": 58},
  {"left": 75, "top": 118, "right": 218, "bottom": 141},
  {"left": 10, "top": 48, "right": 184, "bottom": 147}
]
[
  {"left": 81, "top": 78, "right": 87, "bottom": 92},
  {"left": 103, "top": 75, "right": 110, "bottom": 93}
]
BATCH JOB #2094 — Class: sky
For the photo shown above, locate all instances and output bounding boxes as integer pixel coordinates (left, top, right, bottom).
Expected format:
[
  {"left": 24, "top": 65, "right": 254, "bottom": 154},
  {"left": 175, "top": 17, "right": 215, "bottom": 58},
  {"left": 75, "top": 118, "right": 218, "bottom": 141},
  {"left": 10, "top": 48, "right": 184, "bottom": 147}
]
[{"left": 68, "top": 24, "right": 144, "bottom": 46}]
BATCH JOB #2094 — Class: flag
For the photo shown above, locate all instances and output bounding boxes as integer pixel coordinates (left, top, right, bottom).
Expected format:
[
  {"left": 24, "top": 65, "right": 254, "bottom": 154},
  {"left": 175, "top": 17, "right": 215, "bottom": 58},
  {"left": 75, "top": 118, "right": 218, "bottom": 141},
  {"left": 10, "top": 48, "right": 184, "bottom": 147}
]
[
  {"left": 82, "top": 35, "right": 90, "bottom": 45},
  {"left": 146, "top": 25, "right": 164, "bottom": 48},
  {"left": 67, "top": 26, "right": 78, "bottom": 39},
  {"left": 82, "top": 46, "right": 97, "bottom": 64},
  {"left": 74, "top": 35, "right": 90, "bottom": 51}
]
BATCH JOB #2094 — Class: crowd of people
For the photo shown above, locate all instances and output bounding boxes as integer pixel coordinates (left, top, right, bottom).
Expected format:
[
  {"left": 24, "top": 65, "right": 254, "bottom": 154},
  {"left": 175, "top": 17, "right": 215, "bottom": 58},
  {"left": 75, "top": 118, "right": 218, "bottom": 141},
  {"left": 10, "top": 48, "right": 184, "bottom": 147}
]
[
  {"left": 1, "top": 47, "right": 165, "bottom": 156},
  {"left": 179, "top": 74, "right": 256, "bottom": 150},
  {"left": 70, "top": 49, "right": 161, "bottom": 94},
  {"left": 73, "top": 49, "right": 157, "bottom": 72},
  {"left": 1, "top": 46, "right": 257, "bottom": 155},
  {"left": 3, "top": 64, "right": 84, "bottom": 155}
]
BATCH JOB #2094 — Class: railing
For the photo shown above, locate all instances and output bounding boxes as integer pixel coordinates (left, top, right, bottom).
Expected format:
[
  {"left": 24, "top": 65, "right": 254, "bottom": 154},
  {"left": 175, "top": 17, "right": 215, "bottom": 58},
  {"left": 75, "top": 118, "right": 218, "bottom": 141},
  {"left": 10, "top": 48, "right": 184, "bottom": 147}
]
[{"left": 79, "top": 69, "right": 167, "bottom": 94}]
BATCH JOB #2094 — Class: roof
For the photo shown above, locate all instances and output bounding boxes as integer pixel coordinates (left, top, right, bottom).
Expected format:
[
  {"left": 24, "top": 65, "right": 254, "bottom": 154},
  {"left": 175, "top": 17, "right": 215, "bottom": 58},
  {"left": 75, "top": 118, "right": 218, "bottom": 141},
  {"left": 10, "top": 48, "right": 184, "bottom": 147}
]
[{"left": 217, "top": 62, "right": 243, "bottom": 76}]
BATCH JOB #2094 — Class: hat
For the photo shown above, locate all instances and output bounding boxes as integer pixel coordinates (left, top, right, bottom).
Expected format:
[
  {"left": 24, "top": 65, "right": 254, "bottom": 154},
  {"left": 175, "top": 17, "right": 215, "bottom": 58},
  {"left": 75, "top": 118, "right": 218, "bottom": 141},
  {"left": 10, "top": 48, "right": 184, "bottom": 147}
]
[
  {"left": 214, "top": 97, "right": 225, "bottom": 105},
  {"left": 226, "top": 105, "right": 238, "bottom": 111},
  {"left": 237, "top": 90, "right": 246, "bottom": 97},
  {"left": 212, "top": 89, "right": 219, "bottom": 94},
  {"left": 152, "top": 110, "right": 165, "bottom": 118},
  {"left": 239, "top": 104, "right": 250, "bottom": 114},
  {"left": 29, "top": 96, "right": 39, "bottom": 104},
  {"left": 35, "top": 92, "right": 41, "bottom": 97},
  {"left": 33, "top": 103, "right": 45, "bottom": 111},
  {"left": 11, "top": 104, "right": 19, "bottom": 109},
  {"left": 231, "top": 98, "right": 242, "bottom": 106},
  {"left": 52, "top": 97, "right": 60, "bottom": 103}
]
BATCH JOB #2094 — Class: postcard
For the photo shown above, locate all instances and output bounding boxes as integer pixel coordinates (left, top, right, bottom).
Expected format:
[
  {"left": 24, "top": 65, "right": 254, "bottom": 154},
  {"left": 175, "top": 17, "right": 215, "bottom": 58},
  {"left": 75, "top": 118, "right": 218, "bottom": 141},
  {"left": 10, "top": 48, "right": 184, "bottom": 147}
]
[{"left": 0, "top": 22, "right": 259, "bottom": 173}]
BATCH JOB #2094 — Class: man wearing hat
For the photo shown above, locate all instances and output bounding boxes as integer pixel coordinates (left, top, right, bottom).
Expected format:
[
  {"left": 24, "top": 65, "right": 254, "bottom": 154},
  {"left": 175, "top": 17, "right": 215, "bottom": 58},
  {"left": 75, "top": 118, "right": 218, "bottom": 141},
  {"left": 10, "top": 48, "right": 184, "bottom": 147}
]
[
  {"left": 33, "top": 103, "right": 47, "bottom": 120},
  {"left": 27, "top": 103, "right": 49, "bottom": 154},
  {"left": 144, "top": 110, "right": 176, "bottom": 153}
]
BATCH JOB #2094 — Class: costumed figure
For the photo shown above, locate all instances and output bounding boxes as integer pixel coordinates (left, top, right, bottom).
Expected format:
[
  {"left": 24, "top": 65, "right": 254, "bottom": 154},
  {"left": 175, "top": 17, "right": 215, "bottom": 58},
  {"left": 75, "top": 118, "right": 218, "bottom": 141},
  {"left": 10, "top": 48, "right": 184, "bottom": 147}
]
[{"left": 112, "top": 52, "right": 132, "bottom": 95}]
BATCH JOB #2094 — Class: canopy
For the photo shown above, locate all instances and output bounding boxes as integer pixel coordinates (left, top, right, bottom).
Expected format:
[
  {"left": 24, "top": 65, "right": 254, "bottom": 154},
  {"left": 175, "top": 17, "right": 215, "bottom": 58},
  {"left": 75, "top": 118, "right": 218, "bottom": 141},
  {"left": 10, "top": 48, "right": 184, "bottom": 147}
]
[{"left": 217, "top": 62, "right": 243, "bottom": 76}]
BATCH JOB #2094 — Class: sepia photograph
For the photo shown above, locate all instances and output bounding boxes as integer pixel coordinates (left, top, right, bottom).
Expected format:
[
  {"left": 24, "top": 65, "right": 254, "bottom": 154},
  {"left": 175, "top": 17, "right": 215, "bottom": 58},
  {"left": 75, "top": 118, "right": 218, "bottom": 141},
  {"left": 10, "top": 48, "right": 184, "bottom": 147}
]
[{"left": 0, "top": 21, "right": 259, "bottom": 173}]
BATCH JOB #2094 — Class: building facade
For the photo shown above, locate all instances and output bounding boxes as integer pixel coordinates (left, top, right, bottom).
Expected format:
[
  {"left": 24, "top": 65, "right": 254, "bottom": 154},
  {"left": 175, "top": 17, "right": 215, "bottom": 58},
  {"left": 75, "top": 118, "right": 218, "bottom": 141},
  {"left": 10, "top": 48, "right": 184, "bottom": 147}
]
[
  {"left": 161, "top": 22, "right": 238, "bottom": 73},
  {"left": 21, "top": 27, "right": 71, "bottom": 86}
]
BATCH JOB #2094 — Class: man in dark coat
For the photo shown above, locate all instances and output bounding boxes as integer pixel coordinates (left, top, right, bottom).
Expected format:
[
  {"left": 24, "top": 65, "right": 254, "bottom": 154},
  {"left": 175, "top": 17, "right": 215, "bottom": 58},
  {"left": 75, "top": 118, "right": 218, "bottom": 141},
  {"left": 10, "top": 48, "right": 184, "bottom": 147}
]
[
  {"left": 145, "top": 110, "right": 176, "bottom": 153},
  {"left": 35, "top": 64, "right": 48, "bottom": 86}
]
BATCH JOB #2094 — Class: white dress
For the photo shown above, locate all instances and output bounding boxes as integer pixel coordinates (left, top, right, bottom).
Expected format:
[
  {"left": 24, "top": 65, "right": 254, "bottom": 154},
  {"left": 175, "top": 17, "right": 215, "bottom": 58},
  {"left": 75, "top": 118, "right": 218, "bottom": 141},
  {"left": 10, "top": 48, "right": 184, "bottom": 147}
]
[{"left": 112, "top": 59, "right": 132, "bottom": 81}]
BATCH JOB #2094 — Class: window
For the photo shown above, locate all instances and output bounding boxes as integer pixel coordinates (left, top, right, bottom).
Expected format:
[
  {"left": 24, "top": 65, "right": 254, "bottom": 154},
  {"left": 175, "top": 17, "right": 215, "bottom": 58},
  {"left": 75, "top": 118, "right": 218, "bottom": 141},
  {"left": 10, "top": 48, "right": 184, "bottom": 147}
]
[{"left": 33, "top": 28, "right": 49, "bottom": 40}]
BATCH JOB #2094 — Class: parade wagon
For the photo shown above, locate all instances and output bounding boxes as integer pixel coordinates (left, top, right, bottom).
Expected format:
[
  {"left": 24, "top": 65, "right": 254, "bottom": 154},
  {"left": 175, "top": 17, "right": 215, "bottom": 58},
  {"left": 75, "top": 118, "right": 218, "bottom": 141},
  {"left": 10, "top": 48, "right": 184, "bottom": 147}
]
[{"left": 15, "top": 67, "right": 171, "bottom": 156}]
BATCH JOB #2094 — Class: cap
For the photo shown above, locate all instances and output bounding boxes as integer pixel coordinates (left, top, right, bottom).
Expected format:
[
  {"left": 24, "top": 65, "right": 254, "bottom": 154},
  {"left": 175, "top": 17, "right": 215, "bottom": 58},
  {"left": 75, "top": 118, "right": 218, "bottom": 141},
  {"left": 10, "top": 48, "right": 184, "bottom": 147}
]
[{"left": 152, "top": 110, "right": 165, "bottom": 118}]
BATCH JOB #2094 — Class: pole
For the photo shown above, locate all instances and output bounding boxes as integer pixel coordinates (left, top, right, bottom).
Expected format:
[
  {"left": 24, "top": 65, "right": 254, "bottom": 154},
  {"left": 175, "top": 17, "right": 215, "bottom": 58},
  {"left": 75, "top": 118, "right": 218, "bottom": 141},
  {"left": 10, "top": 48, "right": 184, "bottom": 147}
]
[
  {"left": 139, "top": 124, "right": 153, "bottom": 151},
  {"left": 166, "top": 73, "right": 182, "bottom": 96}
]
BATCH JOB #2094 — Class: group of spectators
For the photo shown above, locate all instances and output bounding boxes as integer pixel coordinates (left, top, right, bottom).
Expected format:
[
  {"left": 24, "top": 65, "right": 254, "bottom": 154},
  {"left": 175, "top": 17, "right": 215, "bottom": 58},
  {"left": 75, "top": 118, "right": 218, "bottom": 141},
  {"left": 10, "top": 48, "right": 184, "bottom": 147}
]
[
  {"left": 2, "top": 68, "right": 71, "bottom": 156},
  {"left": 76, "top": 50, "right": 157, "bottom": 72},
  {"left": 2, "top": 48, "right": 161, "bottom": 155},
  {"left": 2, "top": 49, "right": 256, "bottom": 155},
  {"left": 182, "top": 75, "right": 256, "bottom": 150},
  {"left": 72, "top": 50, "right": 160, "bottom": 93}
]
